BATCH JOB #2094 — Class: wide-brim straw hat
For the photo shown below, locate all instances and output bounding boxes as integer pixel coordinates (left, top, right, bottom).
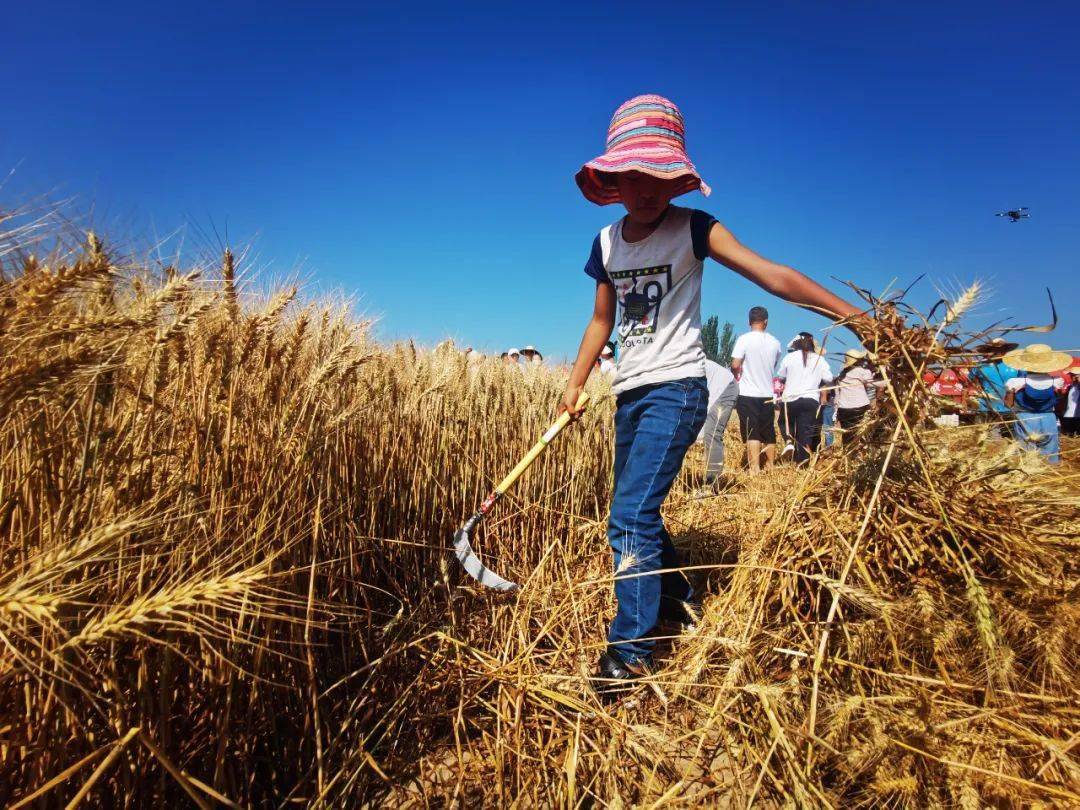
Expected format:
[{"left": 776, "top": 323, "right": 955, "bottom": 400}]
[
  {"left": 844, "top": 348, "right": 868, "bottom": 367},
  {"left": 576, "top": 95, "right": 711, "bottom": 206},
  {"left": 1001, "top": 343, "right": 1073, "bottom": 373}
]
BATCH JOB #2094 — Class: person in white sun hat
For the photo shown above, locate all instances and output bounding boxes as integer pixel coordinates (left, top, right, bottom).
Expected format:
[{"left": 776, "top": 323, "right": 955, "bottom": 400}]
[
  {"left": 775, "top": 332, "right": 832, "bottom": 464},
  {"left": 521, "top": 345, "right": 544, "bottom": 365},
  {"left": 1002, "top": 343, "right": 1070, "bottom": 464}
]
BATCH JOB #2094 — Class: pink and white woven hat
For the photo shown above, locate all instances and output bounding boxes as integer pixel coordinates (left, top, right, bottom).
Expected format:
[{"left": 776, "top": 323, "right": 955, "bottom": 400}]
[{"left": 576, "top": 94, "right": 711, "bottom": 206}]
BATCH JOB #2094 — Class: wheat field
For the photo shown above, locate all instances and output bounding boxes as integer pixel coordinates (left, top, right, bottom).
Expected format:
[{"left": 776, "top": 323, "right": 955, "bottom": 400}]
[{"left": 1, "top": 229, "right": 1077, "bottom": 807}]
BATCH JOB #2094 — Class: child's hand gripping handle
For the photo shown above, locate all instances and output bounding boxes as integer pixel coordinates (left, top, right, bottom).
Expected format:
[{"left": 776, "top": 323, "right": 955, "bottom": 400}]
[{"left": 494, "top": 391, "right": 591, "bottom": 495}]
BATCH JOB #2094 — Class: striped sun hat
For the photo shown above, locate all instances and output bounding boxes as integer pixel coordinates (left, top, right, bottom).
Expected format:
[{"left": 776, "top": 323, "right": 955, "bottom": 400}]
[{"left": 576, "top": 94, "right": 711, "bottom": 206}]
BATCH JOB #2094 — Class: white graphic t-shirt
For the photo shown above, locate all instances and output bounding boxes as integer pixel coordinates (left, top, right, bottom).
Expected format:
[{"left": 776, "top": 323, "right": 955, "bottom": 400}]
[
  {"left": 584, "top": 206, "right": 717, "bottom": 396},
  {"left": 731, "top": 330, "right": 782, "bottom": 398}
]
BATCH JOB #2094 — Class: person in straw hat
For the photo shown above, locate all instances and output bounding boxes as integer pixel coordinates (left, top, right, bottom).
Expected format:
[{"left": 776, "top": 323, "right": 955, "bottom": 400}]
[
  {"left": 833, "top": 347, "right": 885, "bottom": 444},
  {"left": 558, "top": 93, "right": 868, "bottom": 692},
  {"left": 1002, "top": 344, "right": 1070, "bottom": 463}
]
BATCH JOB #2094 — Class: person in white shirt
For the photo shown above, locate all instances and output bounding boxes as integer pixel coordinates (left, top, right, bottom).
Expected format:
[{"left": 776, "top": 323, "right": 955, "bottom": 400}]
[
  {"left": 731, "top": 306, "right": 783, "bottom": 472},
  {"left": 598, "top": 343, "right": 617, "bottom": 376},
  {"left": 698, "top": 359, "right": 738, "bottom": 482},
  {"left": 776, "top": 332, "right": 833, "bottom": 464},
  {"left": 522, "top": 345, "right": 544, "bottom": 365},
  {"left": 777, "top": 336, "right": 801, "bottom": 455},
  {"left": 1063, "top": 371, "right": 1080, "bottom": 436}
]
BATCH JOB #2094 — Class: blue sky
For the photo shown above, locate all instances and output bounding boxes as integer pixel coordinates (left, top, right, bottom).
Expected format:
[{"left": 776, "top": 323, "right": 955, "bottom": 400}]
[{"left": 4, "top": 1, "right": 1079, "bottom": 360}]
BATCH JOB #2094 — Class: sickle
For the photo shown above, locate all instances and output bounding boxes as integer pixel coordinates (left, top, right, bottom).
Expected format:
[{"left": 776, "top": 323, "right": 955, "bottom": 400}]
[
  {"left": 1001, "top": 287, "right": 1058, "bottom": 334},
  {"left": 452, "top": 392, "right": 591, "bottom": 592}
]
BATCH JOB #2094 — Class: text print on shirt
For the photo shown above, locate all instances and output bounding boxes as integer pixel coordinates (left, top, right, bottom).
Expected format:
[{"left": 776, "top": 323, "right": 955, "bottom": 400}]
[{"left": 611, "top": 264, "right": 672, "bottom": 348}]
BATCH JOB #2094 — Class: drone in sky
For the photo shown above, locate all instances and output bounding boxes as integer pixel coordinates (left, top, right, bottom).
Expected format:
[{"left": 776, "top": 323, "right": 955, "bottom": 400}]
[{"left": 996, "top": 207, "right": 1030, "bottom": 222}]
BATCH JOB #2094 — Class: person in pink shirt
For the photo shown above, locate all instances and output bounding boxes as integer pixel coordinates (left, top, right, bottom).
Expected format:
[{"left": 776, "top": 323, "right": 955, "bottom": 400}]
[{"left": 833, "top": 349, "right": 884, "bottom": 444}]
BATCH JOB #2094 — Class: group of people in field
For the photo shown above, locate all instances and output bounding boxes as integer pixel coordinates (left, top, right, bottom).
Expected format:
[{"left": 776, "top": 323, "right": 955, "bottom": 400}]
[
  {"left": 463, "top": 345, "right": 546, "bottom": 365},
  {"left": 460, "top": 343, "right": 544, "bottom": 367},
  {"left": 499, "top": 345, "right": 544, "bottom": 365},
  {"left": 595, "top": 304, "right": 884, "bottom": 488},
  {"left": 592, "top": 307, "right": 1079, "bottom": 482}
]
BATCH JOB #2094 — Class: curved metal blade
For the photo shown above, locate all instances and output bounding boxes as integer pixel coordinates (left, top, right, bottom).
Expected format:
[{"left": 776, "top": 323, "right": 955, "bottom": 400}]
[
  {"left": 453, "top": 527, "right": 519, "bottom": 592},
  {"left": 1002, "top": 288, "right": 1058, "bottom": 334}
]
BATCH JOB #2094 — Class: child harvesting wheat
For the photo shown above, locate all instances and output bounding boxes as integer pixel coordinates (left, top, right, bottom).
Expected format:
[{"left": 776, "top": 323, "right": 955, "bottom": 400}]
[{"left": 559, "top": 94, "right": 866, "bottom": 692}]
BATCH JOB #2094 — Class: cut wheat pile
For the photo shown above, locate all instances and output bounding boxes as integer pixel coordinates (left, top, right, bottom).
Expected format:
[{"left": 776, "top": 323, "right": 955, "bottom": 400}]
[{"left": 0, "top": 228, "right": 1077, "bottom": 808}]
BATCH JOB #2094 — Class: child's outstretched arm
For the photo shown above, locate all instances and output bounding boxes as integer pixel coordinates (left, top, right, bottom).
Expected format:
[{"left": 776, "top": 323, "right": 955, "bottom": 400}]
[
  {"left": 560, "top": 282, "right": 616, "bottom": 417},
  {"left": 706, "top": 222, "right": 863, "bottom": 323}
]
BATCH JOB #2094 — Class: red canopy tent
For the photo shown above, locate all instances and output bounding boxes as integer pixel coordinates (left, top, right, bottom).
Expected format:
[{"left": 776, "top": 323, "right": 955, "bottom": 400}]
[
  {"left": 923, "top": 357, "right": 1080, "bottom": 415},
  {"left": 922, "top": 367, "right": 971, "bottom": 406},
  {"left": 1050, "top": 356, "right": 1080, "bottom": 380}
]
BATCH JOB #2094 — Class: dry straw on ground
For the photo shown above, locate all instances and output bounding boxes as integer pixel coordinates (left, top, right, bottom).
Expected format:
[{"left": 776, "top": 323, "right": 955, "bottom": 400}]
[{"left": 0, "top": 227, "right": 1076, "bottom": 808}]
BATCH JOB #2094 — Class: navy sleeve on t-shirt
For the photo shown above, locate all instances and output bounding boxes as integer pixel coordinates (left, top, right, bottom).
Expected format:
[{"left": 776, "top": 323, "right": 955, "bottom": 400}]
[
  {"left": 585, "top": 209, "right": 714, "bottom": 279},
  {"left": 690, "top": 209, "right": 717, "bottom": 261},
  {"left": 583, "top": 234, "right": 607, "bottom": 282}
]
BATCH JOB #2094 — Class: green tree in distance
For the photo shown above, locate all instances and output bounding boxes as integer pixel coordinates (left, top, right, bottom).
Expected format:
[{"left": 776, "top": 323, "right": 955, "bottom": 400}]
[
  {"left": 701, "top": 315, "right": 719, "bottom": 363},
  {"left": 718, "top": 320, "right": 735, "bottom": 366},
  {"left": 702, "top": 315, "right": 736, "bottom": 366}
]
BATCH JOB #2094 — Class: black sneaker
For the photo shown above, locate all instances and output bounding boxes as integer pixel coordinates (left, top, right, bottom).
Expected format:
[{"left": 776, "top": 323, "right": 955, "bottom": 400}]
[
  {"left": 690, "top": 473, "right": 731, "bottom": 499},
  {"left": 591, "top": 651, "right": 652, "bottom": 698},
  {"left": 657, "top": 597, "right": 702, "bottom": 634}
]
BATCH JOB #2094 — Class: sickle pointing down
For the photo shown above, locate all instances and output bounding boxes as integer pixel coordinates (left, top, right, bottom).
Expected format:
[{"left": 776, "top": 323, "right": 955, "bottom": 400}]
[{"left": 452, "top": 392, "right": 591, "bottom": 592}]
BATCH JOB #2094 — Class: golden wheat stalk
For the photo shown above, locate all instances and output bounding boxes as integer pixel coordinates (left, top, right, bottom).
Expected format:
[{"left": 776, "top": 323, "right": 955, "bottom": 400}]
[
  {"left": 943, "top": 281, "right": 981, "bottom": 326},
  {"left": 62, "top": 569, "right": 269, "bottom": 650}
]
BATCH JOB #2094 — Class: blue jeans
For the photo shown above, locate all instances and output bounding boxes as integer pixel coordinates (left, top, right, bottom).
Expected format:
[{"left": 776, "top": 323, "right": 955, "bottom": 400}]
[
  {"left": 1011, "top": 412, "right": 1060, "bottom": 464},
  {"left": 821, "top": 402, "right": 836, "bottom": 447},
  {"left": 608, "top": 377, "right": 708, "bottom": 664}
]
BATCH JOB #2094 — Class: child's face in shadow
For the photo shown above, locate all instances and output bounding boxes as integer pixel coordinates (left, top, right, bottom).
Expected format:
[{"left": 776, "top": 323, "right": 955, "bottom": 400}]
[{"left": 615, "top": 171, "right": 681, "bottom": 225}]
